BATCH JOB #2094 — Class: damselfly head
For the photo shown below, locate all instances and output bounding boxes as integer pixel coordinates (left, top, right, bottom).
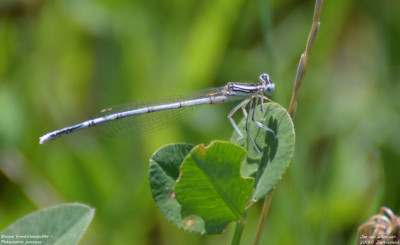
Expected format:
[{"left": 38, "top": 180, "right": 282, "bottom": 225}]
[{"left": 259, "top": 73, "right": 275, "bottom": 96}]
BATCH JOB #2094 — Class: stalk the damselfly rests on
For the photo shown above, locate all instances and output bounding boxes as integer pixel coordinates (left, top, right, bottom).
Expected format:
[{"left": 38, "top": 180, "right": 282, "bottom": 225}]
[{"left": 39, "top": 74, "right": 276, "bottom": 153}]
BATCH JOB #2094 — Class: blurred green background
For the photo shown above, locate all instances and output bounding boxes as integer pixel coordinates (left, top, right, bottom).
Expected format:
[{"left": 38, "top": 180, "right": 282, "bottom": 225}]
[{"left": 1, "top": 0, "right": 399, "bottom": 244}]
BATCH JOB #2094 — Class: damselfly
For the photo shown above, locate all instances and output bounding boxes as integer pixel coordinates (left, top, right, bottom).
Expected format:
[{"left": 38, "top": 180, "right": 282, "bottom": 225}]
[{"left": 39, "top": 74, "right": 276, "bottom": 153}]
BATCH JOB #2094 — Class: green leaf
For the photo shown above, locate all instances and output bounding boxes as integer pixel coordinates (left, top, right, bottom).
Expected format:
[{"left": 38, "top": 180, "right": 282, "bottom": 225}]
[
  {"left": 174, "top": 141, "right": 254, "bottom": 234},
  {"left": 231, "top": 102, "right": 295, "bottom": 203},
  {"left": 0, "top": 203, "right": 94, "bottom": 245},
  {"left": 149, "top": 143, "right": 205, "bottom": 233}
]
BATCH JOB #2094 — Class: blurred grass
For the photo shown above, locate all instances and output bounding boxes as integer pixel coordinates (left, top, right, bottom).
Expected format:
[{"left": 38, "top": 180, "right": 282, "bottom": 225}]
[{"left": 1, "top": 0, "right": 400, "bottom": 244}]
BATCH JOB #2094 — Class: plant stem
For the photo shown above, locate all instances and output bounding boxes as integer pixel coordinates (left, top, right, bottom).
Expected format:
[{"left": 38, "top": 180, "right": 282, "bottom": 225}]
[
  {"left": 288, "top": 0, "right": 324, "bottom": 119},
  {"left": 232, "top": 213, "right": 247, "bottom": 245},
  {"left": 253, "top": 189, "right": 274, "bottom": 245},
  {"left": 253, "top": 0, "right": 325, "bottom": 244}
]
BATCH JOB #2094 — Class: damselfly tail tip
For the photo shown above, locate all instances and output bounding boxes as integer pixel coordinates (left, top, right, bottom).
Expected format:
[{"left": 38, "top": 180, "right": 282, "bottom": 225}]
[{"left": 39, "top": 135, "right": 50, "bottom": 144}]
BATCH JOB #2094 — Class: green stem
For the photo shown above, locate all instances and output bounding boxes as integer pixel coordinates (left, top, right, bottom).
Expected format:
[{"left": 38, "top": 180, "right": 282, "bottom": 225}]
[{"left": 231, "top": 213, "right": 247, "bottom": 245}]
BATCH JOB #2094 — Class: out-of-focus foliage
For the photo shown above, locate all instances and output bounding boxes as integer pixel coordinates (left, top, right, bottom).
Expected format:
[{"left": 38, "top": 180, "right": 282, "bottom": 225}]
[
  {"left": 0, "top": 203, "right": 94, "bottom": 245},
  {"left": 0, "top": 0, "right": 399, "bottom": 244}
]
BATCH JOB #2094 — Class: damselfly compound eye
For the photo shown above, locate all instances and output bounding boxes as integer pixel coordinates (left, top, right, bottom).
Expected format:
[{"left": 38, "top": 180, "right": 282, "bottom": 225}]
[
  {"left": 259, "top": 73, "right": 274, "bottom": 96},
  {"left": 264, "top": 83, "right": 275, "bottom": 96},
  {"left": 259, "top": 73, "right": 270, "bottom": 84}
]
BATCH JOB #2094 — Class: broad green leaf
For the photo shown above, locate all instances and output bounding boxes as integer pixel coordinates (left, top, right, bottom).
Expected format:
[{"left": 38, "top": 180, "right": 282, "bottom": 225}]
[
  {"left": 0, "top": 203, "right": 94, "bottom": 245},
  {"left": 149, "top": 143, "right": 205, "bottom": 233},
  {"left": 174, "top": 141, "right": 254, "bottom": 234},
  {"left": 231, "top": 102, "right": 295, "bottom": 203}
]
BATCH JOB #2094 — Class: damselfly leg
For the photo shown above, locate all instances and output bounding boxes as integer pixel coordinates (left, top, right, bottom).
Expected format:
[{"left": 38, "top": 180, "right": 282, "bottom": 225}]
[{"left": 228, "top": 95, "right": 276, "bottom": 154}]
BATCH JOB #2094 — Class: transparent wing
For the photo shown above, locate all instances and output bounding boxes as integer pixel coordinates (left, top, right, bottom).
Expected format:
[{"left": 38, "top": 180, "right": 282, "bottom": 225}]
[{"left": 96, "top": 87, "right": 225, "bottom": 137}]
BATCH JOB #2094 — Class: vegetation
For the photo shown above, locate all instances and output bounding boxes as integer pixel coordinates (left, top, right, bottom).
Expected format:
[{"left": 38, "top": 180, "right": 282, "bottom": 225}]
[{"left": 0, "top": 0, "right": 399, "bottom": 244}]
